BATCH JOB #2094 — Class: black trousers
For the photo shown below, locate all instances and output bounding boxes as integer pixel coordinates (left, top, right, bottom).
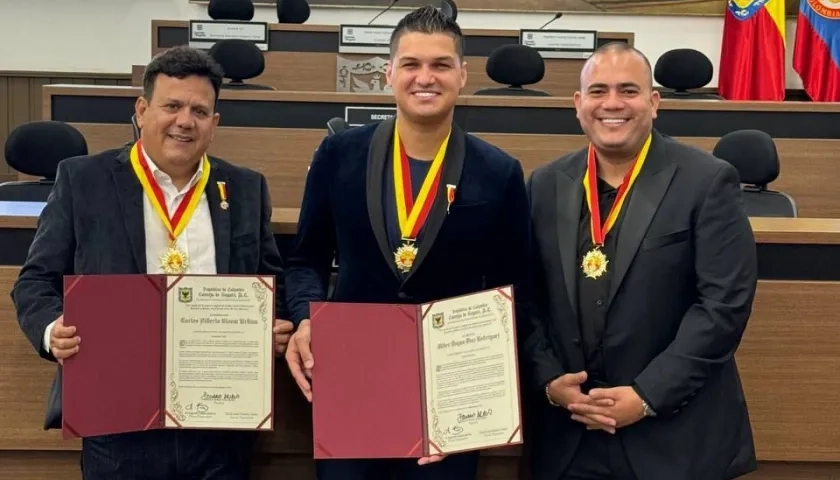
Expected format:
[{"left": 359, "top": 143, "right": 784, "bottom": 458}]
[
  {"left": 560, "top": 430, "right": 637, "bottom": 480},
  {"left": 316, "top": 451, "right": 480, "bottom": 480},
  {"left": 81, "top": 429, "right": 256, "bottom": 480}
]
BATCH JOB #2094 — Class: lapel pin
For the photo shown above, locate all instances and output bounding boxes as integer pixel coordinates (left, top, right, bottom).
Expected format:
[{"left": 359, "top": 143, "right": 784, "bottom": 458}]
[
  {"left": 217, "top": 181, "right": 229, "bottom": 210},
  {"left": 446, "top": 184, "right": 457, "bottom": 214}
]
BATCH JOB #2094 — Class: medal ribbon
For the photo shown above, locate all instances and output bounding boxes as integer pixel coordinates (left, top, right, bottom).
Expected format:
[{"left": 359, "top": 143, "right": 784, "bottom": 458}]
[
  {"left": 129, "top": 140, "right": 211, "bottom": 245},
  {"left": 393, "top": 125, "right": 450, "bottom": 240},
  {"left": 582, "top": 134, "right": 652, "bottom": 247}
]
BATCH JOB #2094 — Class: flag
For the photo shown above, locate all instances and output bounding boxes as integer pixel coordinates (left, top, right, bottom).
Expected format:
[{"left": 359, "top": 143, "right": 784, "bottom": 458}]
[
  {"left": 718, "top": 0, "right": 787, "bottom": 101},
  {"left": 793, "top": 0, "right": 840, "bottom": 101}
]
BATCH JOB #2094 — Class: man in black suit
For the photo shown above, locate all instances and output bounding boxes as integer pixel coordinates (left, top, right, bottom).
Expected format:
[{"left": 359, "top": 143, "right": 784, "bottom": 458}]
[
  {"left": 522, "top": 42, "right": 758, "bottom": 480},
  {"left": 11, "top": 46, "right": 292, "bottom": 480},
  {"left": 283, "top": 6, "right": 530, "bottom": 480}
]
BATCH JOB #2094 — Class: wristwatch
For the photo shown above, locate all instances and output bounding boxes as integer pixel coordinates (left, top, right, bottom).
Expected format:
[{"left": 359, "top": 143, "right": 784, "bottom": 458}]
[{"left": 641, "top": 399, "right": 657, "bottom": 417}]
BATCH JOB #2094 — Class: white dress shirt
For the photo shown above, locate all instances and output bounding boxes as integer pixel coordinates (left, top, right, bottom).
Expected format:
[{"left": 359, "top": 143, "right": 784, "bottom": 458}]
[{"left": 43, "top": 148, "right": 217, "bottom": 352}]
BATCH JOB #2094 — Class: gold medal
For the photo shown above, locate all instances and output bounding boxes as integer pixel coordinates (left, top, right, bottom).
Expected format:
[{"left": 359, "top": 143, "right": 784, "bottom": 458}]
[
  {"left": 391, "top": 122, "right": 451, "bottom": 273},
  {"left": 582, "top": 134, "right": 652, "bottom": 279},
  {"left": 160, "top": 245, "right": 189, "bottom": 274},
  {"left": 129, "top": 140, "right": 210, "bottom": 275},
  {"left": 581, "top": 247, "right": 608, "bottom": 279},
  {"left": 394, "top": 240, "right": 418, "bottom": 273}
]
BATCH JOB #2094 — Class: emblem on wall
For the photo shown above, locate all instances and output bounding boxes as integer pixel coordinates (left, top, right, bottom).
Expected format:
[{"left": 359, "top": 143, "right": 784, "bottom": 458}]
[{"left": 336, "top": 55, "right": 392, "bottom": 94}]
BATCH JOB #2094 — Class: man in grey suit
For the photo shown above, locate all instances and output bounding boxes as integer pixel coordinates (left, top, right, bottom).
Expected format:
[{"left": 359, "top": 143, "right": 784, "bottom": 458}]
[
  {"left": 11, "top": 46, "right": 293, "bottom": 480},
  {"left": 522, "top": 42, "right": 758, "bottom": 479}
]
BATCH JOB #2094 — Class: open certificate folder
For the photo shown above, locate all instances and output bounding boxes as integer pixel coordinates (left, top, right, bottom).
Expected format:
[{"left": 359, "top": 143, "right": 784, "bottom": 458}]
[{"left": 310, "top": 286, "right": 522, "bottom": 459}]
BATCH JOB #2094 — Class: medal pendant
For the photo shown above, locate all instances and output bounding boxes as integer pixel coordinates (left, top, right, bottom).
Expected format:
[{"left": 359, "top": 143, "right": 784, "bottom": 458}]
[
  {"left": 160, "top": 246, "right": 189, "bottom": 274},
  {"left": 581, "top": 247, "right": 608, "bottom": 279},
  {"left": 394, "top": 240, "right": 418, "bottom": 273}
]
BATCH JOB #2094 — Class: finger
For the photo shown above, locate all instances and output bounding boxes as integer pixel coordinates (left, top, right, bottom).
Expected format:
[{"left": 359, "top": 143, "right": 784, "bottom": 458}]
[
  {"left": 53, "top": 346, "right": 80, "bottom": 360},
  {"left": 595, "top": 398, "right": 615, "bottom": 407},
  {"left": 562, "top": 371, "right": 588, "bottom": 386},
  {"left": 567, "top": 403, "right": 614, "bottom": 419},
  {"left": 586, "top": 424, "right": 617, "bottom": 434},
  {"left": 52, "top": 324, "right": 77, "bottom": 338},
  {"left": 417, "top": 455, "right": 446, "bottom": 465},
  {"left": 274, "top": 343, "right": 287, "bottom": 355},
  {"left": 297, "top": 335, "right": 314, "bottom": 370},
  {"left": 274, "top": 333, "right": 291, "bottom": 345},
  {"left": 52, "top": 337, "right": 81, "bottom": 350},
  {"left": 285, "top": 343, "right": 312, "bottom": 402},
  {"left": 588, "top": 388, "right": 617, "bottom": 400},
  {"left": 571, "top": 414, "right": 616, "bottom": 433},
  {"left": 273, "top": 320, "right": 294, "bottom": 334}
]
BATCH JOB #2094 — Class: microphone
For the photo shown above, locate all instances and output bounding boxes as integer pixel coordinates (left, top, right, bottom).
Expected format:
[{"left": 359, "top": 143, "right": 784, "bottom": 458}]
[
  {"left": 368, "top": 0, "right": 400, "bottom": 25},
  {"left": 538, "top": 12, "right": 563, "bottom": 30}
]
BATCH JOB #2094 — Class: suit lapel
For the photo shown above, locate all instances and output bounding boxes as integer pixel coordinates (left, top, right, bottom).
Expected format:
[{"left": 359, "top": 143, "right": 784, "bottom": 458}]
[
  {"left": 206, "top": 160, "right": 231, "bottom": 274},
  {"left": 111, "top": 147, "right": 146, "bottom": 272},
  {"left": 366, "top": 118, "right": 401, "bottom": 280},
  {"left": 607, "top": 131, "right": 677, "bottom": 307},
  {"left": 403, "top": 123, "right": 466, "bottom": 284},
  {"left": 555, "top": 154, "right": 586, "bottom": 320}
]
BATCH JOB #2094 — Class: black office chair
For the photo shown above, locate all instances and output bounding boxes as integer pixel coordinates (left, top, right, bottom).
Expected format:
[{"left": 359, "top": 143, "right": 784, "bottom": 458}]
[
  {"left": 276, "top": 0, "right": 310, "bottom": 23},
  {"left": 655, "top": 49, "right": 723, "bottom": 100},
  {"left": 474, "top": 44, "right": 550, "bottom": 97},
  {"left": 712, "top": 129, "right": 797, "bottom": 217},
  {"left": 208, "top": 0, "right": 254, "bottom": 20},
  {"left": 326, "top": 117, "right": 350, "bottom": 136},
  {"left": 209, "top": 39, "right": 274, "bottom": 90},
  {"left": 439, "top": 0, "right": 458, "bottom": 21},
  {"left": 0, "top": 121, "right": 88, "bottom": 201}
]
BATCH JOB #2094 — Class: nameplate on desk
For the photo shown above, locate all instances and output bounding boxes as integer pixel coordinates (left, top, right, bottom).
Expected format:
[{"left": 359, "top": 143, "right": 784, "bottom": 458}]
[
  {"left": 345, "top": 106, "right": 396, "bottom": 127},
  {"left": 189, "top": 20, "right": 269, "bottom": 51},
  {"left": 339, "top": 25, "right": 394, "bottom": 54},
  {"left": 519, "top": 29, "right": 597, "bottom": 59}
]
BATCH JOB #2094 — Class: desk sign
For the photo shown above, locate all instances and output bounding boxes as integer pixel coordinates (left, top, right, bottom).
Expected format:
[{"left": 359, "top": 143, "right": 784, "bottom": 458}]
[
  {"left": 189, "top": 20, "right": 269, "bottom": 51},
  {"left": 345, "top": 106, "right": 396, "bottom": 127},
  {"left": 519, "top": 29, "right": 597, "bottom": 59},
  {"left": 339, "top": 25, "right": 395, "bottom": 54}
]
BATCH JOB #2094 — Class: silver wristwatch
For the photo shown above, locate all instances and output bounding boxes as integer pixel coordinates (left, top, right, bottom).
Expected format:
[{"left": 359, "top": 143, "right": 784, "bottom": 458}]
[{"left": 642, "top": 400, "right": 657, "bottom": 417}]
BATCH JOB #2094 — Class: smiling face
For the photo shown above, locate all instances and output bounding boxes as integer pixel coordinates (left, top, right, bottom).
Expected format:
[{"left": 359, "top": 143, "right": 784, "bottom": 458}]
[
  {"left": 134, "top": 74, "right": 220, "bottom": 170},
  {"left": 573, "top": 48, "right": 660, "bottom": 160},
  {"left": 386, "top": 31, "right": 467, "bottom": 125}
]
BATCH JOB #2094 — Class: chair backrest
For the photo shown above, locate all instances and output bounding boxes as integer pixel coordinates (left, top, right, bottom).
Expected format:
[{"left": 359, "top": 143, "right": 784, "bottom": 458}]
[
  {"left": 326, "top": 117, "right": 350, "bottom": 136},
  {"left": 712, "top": 129, "right": 797, "bottom": 217},
  {"left": 475, "top": 44, "right": 550, "bottom": 96},
  {"left": 654, "top": 49, "right": 721, "bottom": 100},
  {"left": 209, "top": 39, "right": 274, "bottom": 90}
]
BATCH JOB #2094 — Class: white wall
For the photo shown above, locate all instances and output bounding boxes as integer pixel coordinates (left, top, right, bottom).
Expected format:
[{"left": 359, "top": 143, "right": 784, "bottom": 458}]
[{"left": 0, "top": 0, "right": 803, "bottom": 88}]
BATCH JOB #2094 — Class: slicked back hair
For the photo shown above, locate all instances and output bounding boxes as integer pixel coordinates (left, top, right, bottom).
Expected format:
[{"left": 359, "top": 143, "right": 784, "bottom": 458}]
[
  {"left": 582, "top": 41, "right": 654, "bottom": 90},
  {"left": 142, "top": 46, "right": 225, "bottom": 107},
  {"left": 389, "top": 5, "right": 465, "bottom": 60}
]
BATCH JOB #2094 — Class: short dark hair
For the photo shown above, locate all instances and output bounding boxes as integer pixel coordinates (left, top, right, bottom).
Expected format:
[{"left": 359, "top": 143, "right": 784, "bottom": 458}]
[
  {"left": 584, "top": 41, "right": 653, "bottom": 88},
  {"left": 389, "top": 5, "right": 464, "bottom": 59},
  {"left": 142, "top": 46, "right": 225, "bottom": 105}
]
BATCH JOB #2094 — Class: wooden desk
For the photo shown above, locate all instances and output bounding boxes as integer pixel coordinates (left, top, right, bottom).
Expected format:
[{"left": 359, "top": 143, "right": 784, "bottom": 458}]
[
  {"left": 1, "top": 216, "right": 840, "bottom": 478},
  {"left": 42, "top": 85, "right": 840, "bottom": 219},
  {"left": 141, "top": 20, "right": 634, "bottom": 97}
]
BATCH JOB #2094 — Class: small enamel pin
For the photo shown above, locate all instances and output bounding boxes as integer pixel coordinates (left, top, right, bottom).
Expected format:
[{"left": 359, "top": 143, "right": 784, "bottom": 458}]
[
  {"left": 217, "top": 181, "right": 229, "bottom": 210},
  {"left": 446, "top": 184, "right": 456, "bottom": 214}
]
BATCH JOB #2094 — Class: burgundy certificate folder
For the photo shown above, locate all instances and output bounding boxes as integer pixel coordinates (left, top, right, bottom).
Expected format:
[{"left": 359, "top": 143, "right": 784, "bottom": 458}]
[
  {"left": 61, "top": 274, "right": 275, "bottom": 439},
  {"left": 310, "top": 286, "right": 522, "bottom": 459}
]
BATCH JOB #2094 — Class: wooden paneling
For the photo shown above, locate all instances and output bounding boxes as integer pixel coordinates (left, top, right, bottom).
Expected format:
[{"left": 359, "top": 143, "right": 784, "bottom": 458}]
[
  {"left": 0, "top": 72, "right": 131, "bottom": 178},
  {"left": 149, "top": 21, "right": 633, "bottom": 96},
  {"left": 2, "top": 263, "right": 840, "bottom": 476},
  {"left": 63, "top": 124, "right": 840, "bottom": 219}
]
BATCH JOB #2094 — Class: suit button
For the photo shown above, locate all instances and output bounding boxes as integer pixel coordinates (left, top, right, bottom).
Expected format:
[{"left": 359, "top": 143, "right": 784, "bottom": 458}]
[
  {"left": 572, "top": 338, "right": 581, "bottom": 345},
  {"left": 397, "top": 292, "right": 410, "bottom": 300}
]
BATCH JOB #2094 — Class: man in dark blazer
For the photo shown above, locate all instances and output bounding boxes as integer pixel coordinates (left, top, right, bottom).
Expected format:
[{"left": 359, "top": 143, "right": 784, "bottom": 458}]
[
  {"left": 283, "top": 6, "right": 530, "bottom": 480},
  {"left": 11, "top": 46, "right": 292, "bottom": 480},
  {"left": 522, "top": 42, "right": 758, "bottom": 480}
]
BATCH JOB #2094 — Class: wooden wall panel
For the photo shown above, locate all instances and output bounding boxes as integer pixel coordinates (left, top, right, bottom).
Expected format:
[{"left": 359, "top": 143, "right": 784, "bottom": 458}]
[
  {"left": 63, "top": 124, "right": 840, "bottom": 218},
  {"left": 0, "top": 72, "right": 131, "bottom": 180}
]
